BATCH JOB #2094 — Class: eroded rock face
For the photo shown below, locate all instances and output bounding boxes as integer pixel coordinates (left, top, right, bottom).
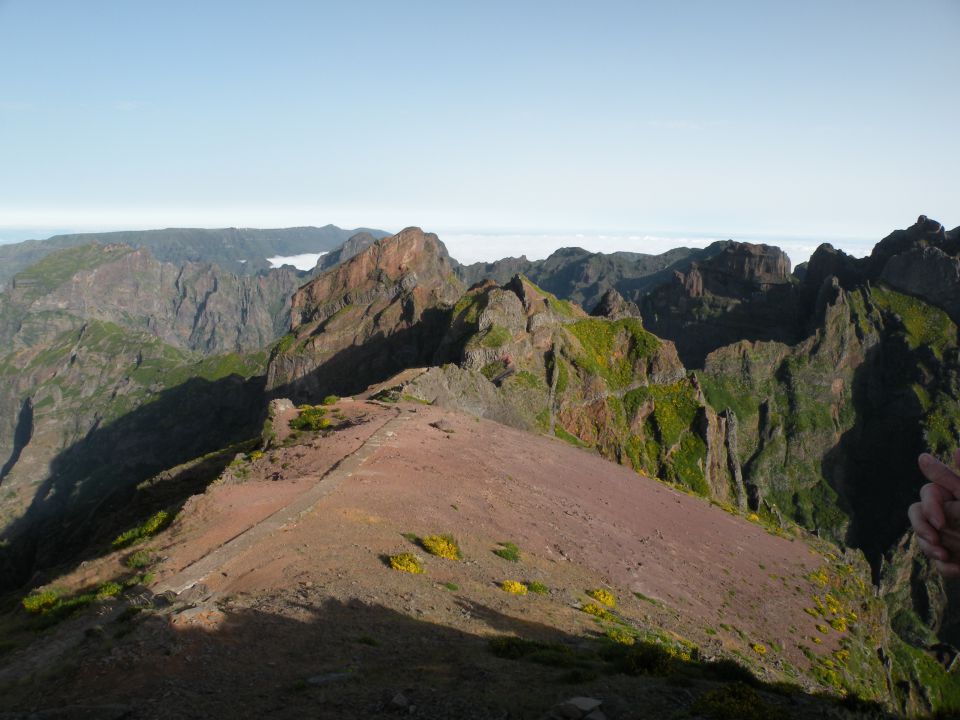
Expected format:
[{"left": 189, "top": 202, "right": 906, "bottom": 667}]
[
  {"left": 702, "top": 242, "right": 791, "bottom": 292},
  {"left": 25, "top": 248, "right": 302, "bottom": 354},
  {"left": 315, "top": 231, "right": 379, "bottom": 273},
  {"left": 590, "top": 288, "right": 641, "bottom": 321},
  {"left": 455, "top": 244, "right": 709, "bottom": 313},
  {"left": 266, "top": 227, "right": 463, "bottom": 400},
  {"left": 642, "top": 242, "right": 802, "bottom": 368},
  {"left": 873, "top": 218, "right": 960, "bottom": 326}
]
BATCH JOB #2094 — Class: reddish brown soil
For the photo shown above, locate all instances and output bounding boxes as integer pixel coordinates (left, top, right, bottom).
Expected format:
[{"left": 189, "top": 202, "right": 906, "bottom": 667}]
[{"left": 0, "top": 398, "right": 852, "bottom": 719}]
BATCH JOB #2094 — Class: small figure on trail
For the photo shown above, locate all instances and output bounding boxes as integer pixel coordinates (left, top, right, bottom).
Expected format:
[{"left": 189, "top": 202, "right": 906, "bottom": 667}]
[{"left": 908, "top": 449, "right": 960, "bottom": 579}]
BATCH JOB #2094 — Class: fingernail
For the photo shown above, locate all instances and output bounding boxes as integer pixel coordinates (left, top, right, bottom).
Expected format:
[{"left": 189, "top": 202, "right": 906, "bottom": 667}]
[
  {"left": 932, "top": 516, "right": 944, "bottom": 530},
  {"left": 919, "top": 453, "right": 934, "bottom": 467}
]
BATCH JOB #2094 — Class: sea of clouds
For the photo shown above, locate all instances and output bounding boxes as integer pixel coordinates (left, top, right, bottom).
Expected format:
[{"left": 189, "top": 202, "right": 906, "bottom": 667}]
[{"left": 266, "top": 252, "right": 327, "bottom": 271}]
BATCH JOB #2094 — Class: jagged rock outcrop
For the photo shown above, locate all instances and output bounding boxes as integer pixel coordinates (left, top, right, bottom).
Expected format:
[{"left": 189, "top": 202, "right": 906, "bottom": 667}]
[
  {"left": 866, "top": 217, "right": 960, "bottom": 327},
  {"left": 641, "top": 242, "right": 802, "bottom": 368},
  {"left": 456, "top": 244, "right": 713, "bottom": 313},
  {"left": 266, "top": 227, "right": 464, "bottom": 400},
  {"left": 315, "top": 231, "right": 379, "bottom": 272},
  {"left": 590, "top": 288, "right": 641, "bottom": 320}
]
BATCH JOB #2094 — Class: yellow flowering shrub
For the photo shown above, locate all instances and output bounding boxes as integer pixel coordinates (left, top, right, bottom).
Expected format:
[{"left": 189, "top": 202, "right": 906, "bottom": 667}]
[
  {"left": 421, "top": 534, "right": 461, "bottom": 560},
  {"left": 587, "top": 588, "right": 616, "bottom": 607},
  {"left": 500, "top": 580, "right": 527, "bottom": 595},
  {"left": 389, "top": 553, "right": 424, "bottom": 574}
]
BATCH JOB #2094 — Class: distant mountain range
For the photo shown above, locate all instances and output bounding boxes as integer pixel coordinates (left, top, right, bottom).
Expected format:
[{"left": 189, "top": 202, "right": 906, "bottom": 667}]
[{"left": 0, "top": 225, "right": 391, "bottom": 290}]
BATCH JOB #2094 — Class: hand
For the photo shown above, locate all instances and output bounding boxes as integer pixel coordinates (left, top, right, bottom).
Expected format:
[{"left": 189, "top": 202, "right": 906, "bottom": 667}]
[{"left": 908, "top": 450, "right": 960, "bottom": 578}]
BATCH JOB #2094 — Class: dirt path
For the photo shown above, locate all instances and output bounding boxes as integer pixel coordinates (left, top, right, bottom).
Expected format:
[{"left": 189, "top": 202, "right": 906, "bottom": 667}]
[{"left": 156, "top": 406, "right": 407, "bottom": 595}]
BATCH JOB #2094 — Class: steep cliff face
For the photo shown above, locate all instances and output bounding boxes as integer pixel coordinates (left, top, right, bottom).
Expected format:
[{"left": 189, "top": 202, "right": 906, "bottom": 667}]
[
  {"left": 641, "top": 242, "right": 802, "bottom": 368},
  {"left": 590, "top": 288, "right": 642, "bottom": 320},
  {"left": 16, "top": 246, "right": 302, "bottom": 354},
  {"left": 266, "top": 227, "right": 464, "bottom": 399},
  {"left": 315, "top": 231, "right": 379, "bottom": 272},
  {"left": 873, "top": 218, "right": 960, "bottom": 326}
]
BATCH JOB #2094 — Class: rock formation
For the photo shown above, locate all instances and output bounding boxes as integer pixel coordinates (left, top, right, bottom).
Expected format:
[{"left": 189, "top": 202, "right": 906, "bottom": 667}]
[
  {"left": 638, "top": 241, "right": 803, "bottom": 368},
  {"left": 266, "top": 227, "right": 464, "bottom": 400},
  {"left": 590, "top": 288, "right": 641, "bottom": 320}
]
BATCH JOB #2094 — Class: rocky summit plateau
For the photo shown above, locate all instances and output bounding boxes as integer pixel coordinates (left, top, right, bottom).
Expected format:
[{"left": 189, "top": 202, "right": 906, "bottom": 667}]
[{"left": 0, "top": 217, "right": 958, "bottom": 719}]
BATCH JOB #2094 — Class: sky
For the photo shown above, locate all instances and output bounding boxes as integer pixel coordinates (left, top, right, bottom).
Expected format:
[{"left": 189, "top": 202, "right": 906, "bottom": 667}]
[{"left": 1, "top": 0, "right": 957, "bottom": 264}]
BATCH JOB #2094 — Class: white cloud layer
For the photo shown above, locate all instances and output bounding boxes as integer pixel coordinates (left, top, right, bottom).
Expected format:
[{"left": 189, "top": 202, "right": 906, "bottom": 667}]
[{"left": 266, "top": 252, "right": 327, "bottom": 271}]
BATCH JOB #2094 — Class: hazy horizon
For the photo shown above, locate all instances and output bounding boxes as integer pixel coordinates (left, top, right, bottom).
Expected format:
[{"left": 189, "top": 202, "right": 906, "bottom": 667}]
[{"left": 0, "top": 222, "right": 881, "bottom": 267}]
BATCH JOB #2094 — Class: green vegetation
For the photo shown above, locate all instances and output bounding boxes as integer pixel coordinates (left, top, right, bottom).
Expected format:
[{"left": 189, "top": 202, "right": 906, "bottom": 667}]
[
  {"left": 511, "top": 370, "right": 543, "bottom": 390},
  {"left": 527, "top": 581, "right": 548, "bottom": 595},
  {"left": 21, "top": 590, "right": 59, "bottom": 613},
  {"left": 13, "top": 244, "right": 134, "bottom": 300},
  {"left": 112, "top": 510, "right": 173, "bottom": 549},
  {"left": 691, "top": 683, "right": 778, "bottom": 720},
  {"left": 273, "top": 331, "right": 297, "bottom": 355},
  {"left": 698, "top": 373, "right": 760, "bottom": 425},
  {"left": 554, "top": 424, "right": 590, "bottom": 448},
  {"left": 452, "top": 292, "right": 487, "bottom": 326},
  {"left": 289, "top": 405, "right": 332, "bottom": 431},
  {"left": 125, "top": 549, "right": 155, "bottom": 569},
  {"left": 872, "top": 284, "right": 956, "bottom": 359},
  {"left": 493, "top": 542, "right": 521, "bottom": 562},
  {"left": 21, "top": 578, "right": 132, "bottom": 625},
  {"left": 622, "top": 380, "right": 709, "bottom": 495},
  {"left": 321, "top": 394, "right": 340, "bottom": 405},
  {"left": 481, "top": 360, "right": 506, "bottom": 381},
  {"left": 479, "top": 325, "right": 512, "bottom": 348},
  {"left": 566, "top": 318, "right": 659, "bottom": 390},
  {"left": 889, "top": 638, "right": 960, "bottom": 713}
]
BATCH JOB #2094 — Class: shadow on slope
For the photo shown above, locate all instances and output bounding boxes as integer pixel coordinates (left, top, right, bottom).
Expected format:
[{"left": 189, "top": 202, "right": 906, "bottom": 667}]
[
  {"left": 269, "top": 306, "right": 455, "bottom": 404},
  {"left": 0, "top": 595, "right": 908, "bottom": 719},
  {"left": 0, "top": 374, "right": 266, "bottom": 593}
]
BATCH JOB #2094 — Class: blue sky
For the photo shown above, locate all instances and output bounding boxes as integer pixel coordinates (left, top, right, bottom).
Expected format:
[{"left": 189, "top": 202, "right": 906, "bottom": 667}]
[{"left": 0, "top": 0, "right": 957, "bottom": 259}]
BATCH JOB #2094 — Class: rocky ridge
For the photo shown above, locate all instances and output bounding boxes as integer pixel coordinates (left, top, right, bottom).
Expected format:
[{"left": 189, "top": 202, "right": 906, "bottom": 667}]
[{"left": 266, "top": 227, "right": 463, "bottom": 399}]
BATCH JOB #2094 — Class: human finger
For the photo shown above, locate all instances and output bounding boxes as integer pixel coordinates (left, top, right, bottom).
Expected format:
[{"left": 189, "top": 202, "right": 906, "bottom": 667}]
[
  {"left": 933, "top": 559, "right": 960, "bottom": 579},
  {"left": 918, "top": 453, "right": 960, "bottom": 497},
  {"left": 919, "top": 483, "right": 952, "bottom": 530},
  {"left": 917, "top": 536, "right": 951, "bottom": 562},
  {"left": 909, "top": 501, "right": 943, "bottom": 543},
  {"left": 940, "top": 526, "right": 960, "bottom": 556}
]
